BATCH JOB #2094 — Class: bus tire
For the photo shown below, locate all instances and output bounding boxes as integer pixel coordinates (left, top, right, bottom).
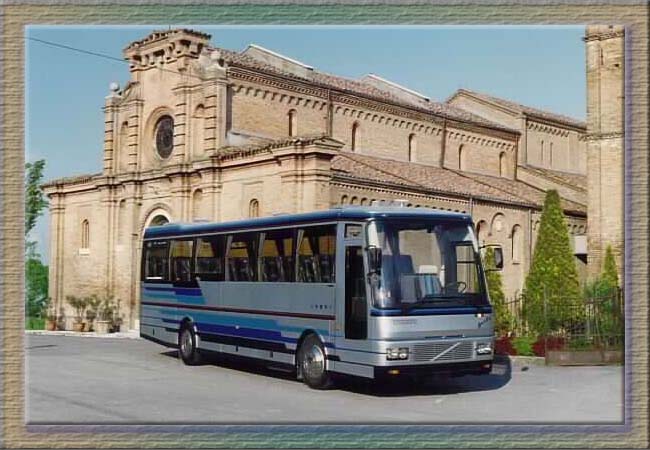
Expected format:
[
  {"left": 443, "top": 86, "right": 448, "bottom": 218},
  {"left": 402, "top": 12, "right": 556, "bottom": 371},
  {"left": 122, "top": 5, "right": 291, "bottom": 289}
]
[
  {"left": 297, "top": 334, "right": 332, "bottom": 389},
  {"left": 178, "top": 324, "right": 202, "bottom": 366}
]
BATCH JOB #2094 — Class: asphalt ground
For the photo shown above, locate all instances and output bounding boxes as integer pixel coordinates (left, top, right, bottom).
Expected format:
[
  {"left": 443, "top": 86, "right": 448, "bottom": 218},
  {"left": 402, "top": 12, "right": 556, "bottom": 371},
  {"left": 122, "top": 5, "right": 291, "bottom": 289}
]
[{"left": 26, "top": 334, "right": 623, "bottom": 424}]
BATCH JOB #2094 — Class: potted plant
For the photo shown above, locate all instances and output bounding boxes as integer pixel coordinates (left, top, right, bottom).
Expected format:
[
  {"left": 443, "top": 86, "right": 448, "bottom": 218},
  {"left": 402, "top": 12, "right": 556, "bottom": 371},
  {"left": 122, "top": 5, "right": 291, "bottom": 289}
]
[
  {"left": 66, "top": 295, "right": 88, "bottom": 332},
  {"left": 95, "top": 295, "right": 115, "bottom": 335},
  {"left": 112, "top": 298, "right": 123, "bottom": 332},
  {"left": 44, "top": 297, "right": 57, "bottom": 331},
  {"left": 85, "top": 294, "right": 101, "bottom": 332}
]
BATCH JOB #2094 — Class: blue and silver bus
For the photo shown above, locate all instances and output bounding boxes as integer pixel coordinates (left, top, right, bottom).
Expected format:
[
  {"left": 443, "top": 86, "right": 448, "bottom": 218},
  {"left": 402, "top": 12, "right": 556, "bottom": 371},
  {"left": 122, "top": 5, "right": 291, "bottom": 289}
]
[{"left": 140, "top": 204, "right": 501, "bottom": 389}]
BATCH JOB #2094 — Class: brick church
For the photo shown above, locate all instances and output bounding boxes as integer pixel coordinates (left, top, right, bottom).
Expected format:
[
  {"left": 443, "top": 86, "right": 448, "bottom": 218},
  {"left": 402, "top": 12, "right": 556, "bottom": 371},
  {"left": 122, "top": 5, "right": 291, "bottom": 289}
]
[{"left": 43, "top": 27, "right": 622, "bottom": 330}]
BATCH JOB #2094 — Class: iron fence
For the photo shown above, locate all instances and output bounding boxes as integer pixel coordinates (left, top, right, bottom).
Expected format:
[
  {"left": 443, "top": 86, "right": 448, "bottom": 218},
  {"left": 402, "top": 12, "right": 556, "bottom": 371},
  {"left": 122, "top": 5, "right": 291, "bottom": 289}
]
[{"left": 501, "top": 288, "right": 623, "bottom": 352}]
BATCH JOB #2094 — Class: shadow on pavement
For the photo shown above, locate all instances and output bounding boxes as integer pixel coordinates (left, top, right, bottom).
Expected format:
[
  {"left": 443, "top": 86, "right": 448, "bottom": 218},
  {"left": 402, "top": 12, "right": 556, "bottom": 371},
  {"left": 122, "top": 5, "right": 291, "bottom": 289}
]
[{"left": 160, "top": 349, "right": 512, "bottom": 397}]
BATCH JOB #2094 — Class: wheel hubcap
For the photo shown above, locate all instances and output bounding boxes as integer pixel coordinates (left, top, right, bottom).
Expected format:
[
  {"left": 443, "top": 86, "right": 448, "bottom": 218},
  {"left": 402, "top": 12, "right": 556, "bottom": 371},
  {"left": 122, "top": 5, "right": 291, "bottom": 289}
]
[
  {"left": 302, "top": 344, "right": 325, "bottom": 380},
  {"left": 180, "top": 330, "right": 192, "bottom": 358}
]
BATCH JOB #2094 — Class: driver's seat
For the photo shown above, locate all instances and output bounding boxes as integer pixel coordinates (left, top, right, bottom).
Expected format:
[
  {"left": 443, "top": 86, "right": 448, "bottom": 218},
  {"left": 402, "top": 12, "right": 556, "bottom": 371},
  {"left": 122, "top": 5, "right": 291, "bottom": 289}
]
[{"left": 418, "top": 265, "right": 443, "bottom": 295}]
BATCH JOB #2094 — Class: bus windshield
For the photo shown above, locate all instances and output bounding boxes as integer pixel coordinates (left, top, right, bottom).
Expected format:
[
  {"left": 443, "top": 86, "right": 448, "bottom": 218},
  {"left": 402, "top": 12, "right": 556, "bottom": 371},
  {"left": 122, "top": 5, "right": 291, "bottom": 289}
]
[{"left": 369, "top": 219, "right": 487, "bottom": 310}]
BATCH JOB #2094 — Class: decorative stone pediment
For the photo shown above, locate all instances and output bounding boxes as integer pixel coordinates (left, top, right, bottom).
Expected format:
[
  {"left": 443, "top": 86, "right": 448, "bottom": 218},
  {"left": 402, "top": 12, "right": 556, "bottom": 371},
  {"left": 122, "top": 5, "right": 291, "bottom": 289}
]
[{"left": 123, "top": 28, "right": 211, "bottom": 71}]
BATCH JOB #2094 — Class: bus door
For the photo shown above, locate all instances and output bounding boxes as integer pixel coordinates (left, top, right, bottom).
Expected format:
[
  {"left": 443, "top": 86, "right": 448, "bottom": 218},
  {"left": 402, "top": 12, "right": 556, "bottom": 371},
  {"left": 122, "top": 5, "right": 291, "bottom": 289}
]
[{"left": 337, "top": 223, "right": 368, "bottom": 342}]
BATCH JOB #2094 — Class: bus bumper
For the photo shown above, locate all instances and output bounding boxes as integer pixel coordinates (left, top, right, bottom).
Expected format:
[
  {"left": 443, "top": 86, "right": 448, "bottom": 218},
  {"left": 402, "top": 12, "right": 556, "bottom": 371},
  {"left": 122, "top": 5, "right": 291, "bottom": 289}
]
[{"left": 374, "top": 360, "right": 493, "bottom": 379}]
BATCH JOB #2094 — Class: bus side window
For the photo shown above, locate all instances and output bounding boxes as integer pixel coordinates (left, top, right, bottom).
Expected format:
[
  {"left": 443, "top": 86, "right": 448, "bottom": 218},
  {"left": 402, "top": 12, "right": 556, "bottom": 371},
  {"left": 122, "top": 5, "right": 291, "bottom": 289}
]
[
  {"left": 195, "top": 235, "right": 226, "bottom": 281},
  {"left": 170, "top": 240, "right": 194, "bottom": 283},
  {"left": 143, "top": 240, "right": 169, "bottom": 281},
  {"left": 297, "top": 225, "right": 336, "bottom": 283},
  {"left": 227, "top": 233, "right": 258, "bottom": 282},
  {"left": 260, "top": 229, "right": 295, "bottom": 282}
]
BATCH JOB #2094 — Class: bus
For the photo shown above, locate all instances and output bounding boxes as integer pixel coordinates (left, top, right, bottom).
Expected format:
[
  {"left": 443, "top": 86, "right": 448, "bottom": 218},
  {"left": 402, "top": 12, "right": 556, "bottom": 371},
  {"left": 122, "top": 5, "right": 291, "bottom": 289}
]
[{"left": 140, "top": 203, "right": 502, "bottom": 389}]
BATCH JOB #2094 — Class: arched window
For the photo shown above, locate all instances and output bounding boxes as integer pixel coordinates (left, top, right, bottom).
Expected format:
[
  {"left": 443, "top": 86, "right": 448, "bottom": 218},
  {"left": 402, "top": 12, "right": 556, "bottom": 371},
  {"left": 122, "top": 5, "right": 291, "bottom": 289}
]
[
  {"left": 350, "top": 196, "right": 358, "bottom": 205},
  {"left": 150, "top": 215, "right": 169, "bottom": 227},
  {"left": 511, "top": 225, "right": 522, "bottom": 263},
  {"left": 499, "top": 152, "right": 507, "bottom": 177},
  {"left": 351, "top": 122, "right": 359, "bottom": 152},
  {"left": 341, "top": 195, "right": 349, "bottom": 205},
  {"left": 81, "top": 219, "right": 90, "bottom": 249},
  {"left": 192, "top": 189, "right": 203, "bottom": 221},
  {"left": 288, "top": 109, "right": 297, "bottom": 137},
  {"left": 458, "top": 144, "right": 466, "bottom": 170},
  {"left": 549, "top": 142, "right": 554, "bottom": 168},
  {"left": 360, "top": 198, "right": 368, "bottom": 206},
  {"left": 540, "top": 140, "right": 545, "bottom": 166},
  {"left": 491, "top": 213, "right": 505, "bottom": 235},
  {"left": 476, "top": 220, "right": 488, "bottom": 245},
  {"left": 249, "top": 199, "right": 260, "bottom": 218},
  {"left": 408, "top": 134, "right": 416, "bottom": 162}
]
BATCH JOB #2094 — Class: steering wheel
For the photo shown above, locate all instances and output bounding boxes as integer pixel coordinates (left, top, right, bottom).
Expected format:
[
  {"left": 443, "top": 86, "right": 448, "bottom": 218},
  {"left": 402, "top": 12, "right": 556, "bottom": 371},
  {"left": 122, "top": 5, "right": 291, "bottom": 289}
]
[{"left": 445, "top": 281, "right": 467, "bottom": 293}]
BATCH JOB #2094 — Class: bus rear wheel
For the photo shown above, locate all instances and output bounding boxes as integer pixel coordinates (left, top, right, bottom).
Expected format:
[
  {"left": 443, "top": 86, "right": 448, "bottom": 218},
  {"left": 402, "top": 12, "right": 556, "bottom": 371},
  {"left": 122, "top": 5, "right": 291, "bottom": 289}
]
[
  {"left": 178, "top": 324, "right": 202, "bottom": 365},
  {"left": 297, "top": 334, "right": 332, "bottom": 389}
]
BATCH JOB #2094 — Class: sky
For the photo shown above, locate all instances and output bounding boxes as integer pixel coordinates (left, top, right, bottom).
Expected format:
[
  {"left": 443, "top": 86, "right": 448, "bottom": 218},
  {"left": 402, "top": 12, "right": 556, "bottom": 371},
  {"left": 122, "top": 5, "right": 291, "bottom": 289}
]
[{"left": 25, "top": 25, "right": 586, "bottom": 263}]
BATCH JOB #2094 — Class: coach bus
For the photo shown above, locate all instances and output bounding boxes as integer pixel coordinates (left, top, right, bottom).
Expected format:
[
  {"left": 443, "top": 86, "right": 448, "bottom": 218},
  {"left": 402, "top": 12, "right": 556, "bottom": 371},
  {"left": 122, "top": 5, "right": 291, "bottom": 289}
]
[{"left": 140, "top": 202, "right": 502, "bottom": 389}]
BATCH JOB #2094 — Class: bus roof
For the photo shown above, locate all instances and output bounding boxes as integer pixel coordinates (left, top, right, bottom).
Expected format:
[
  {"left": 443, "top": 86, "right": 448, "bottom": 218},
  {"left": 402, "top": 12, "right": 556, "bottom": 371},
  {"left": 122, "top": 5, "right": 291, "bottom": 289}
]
[{"left": 143, "top": 206, "right": 473, "bottom": 240}]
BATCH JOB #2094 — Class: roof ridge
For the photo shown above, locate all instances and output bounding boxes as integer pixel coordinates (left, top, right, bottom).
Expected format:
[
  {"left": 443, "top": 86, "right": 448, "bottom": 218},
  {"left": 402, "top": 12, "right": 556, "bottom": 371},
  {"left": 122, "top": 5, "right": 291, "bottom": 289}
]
[{"left": 450, "top": 88, "right": 586, "bottom": 129}]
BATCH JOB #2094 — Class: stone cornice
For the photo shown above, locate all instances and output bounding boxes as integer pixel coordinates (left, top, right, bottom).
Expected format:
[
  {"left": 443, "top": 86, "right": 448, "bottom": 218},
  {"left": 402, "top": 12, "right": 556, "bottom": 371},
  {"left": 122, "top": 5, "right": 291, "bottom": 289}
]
[
  {"left": 584, "top": 131, "right": 624, "bottom": 141},
  {"left": 583, "top": 30, "right": 625, "bottom": 42},
  {"left": 42, "top": 135, "right": 344, "bottom": 196},
  {"left": 228, "top": 64, "right": 519, "bottom": 142}
]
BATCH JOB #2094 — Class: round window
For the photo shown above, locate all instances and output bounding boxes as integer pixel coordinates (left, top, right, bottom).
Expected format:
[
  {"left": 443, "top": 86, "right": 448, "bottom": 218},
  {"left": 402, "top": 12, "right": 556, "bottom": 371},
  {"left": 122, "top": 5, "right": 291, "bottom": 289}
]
[{"left": 154, "top": 115, "right": 174, "bottom": 159}]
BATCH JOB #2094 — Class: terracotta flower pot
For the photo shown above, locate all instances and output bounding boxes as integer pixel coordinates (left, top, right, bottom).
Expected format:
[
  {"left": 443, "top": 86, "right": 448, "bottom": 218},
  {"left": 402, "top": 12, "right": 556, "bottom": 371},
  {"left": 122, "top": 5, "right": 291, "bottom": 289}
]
[
  {"left": 72, "top": 321, "right": 85, "bottom": 332},
  {"left": 95, "top": 320, "right": 111, "bottom": 334},
  {"left": 45, "top": 319, "right": 57, "bottom": 331}
]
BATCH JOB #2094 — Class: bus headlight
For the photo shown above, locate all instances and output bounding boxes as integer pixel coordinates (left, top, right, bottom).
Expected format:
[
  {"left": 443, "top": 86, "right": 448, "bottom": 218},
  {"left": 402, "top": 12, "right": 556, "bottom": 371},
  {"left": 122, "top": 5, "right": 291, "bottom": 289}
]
[
  {"left": 386, "top": 347, "right": 409, "bottom": 360},
  {"left": 476, "top": 342, "right": 493, "bottom": 355}
]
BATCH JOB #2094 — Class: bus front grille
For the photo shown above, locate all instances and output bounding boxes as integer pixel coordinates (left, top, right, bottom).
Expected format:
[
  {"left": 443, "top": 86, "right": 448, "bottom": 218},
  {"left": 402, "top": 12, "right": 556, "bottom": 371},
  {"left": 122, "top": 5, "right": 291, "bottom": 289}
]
[{"left": 412, "top": 341, "right": 474, "bottom": 362}]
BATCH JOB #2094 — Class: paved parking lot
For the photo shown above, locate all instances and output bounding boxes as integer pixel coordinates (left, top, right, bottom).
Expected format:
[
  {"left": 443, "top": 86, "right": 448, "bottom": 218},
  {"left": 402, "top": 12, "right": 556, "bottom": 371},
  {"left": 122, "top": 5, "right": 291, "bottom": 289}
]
[{"left": 26, "top": 334, "right": 623, "bottom": 424}]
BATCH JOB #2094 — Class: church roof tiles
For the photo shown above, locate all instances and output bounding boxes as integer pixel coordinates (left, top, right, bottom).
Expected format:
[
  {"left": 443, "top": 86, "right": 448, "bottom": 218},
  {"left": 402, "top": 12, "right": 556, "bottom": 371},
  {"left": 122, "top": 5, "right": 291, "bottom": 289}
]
[{"left": 447, "top": 89, "right": 586, "bottom": 130}]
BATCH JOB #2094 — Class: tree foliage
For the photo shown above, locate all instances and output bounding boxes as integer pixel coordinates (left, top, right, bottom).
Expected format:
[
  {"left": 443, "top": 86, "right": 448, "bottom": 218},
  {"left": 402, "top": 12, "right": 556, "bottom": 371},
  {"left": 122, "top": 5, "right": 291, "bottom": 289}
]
[
  {"left": 523, "top": 190, "right": 581, "bottom": 335},
  {"left": 25, "top": 159, "right": 49, "bottom": 324},
  {"left": 26, "top": 257, "right": 49, "bottom": 318},
  {"left": 25, "top": 159, "right": 48, "bottom": 237},
  {"left": 483, "top": 247, "right": 513, "bottom": 336}
]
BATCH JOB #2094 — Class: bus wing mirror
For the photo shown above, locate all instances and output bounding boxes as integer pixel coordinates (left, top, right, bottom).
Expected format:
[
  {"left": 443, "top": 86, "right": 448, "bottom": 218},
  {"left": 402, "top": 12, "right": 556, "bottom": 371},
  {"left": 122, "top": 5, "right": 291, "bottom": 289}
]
[
  {"left": 367, "top": 246, "right": 382, "bottom": 273},
  {"left": 493, "top": 247, "right": 504, "bottom": 270}
]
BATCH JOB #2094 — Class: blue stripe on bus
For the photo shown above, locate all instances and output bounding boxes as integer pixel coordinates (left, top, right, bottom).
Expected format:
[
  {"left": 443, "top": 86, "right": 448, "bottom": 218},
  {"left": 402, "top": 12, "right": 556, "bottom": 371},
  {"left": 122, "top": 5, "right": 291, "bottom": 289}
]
[
  {"left": 144, "top": 286, "right": 203, "bottom": 296},
  {"left": 370, "top": 305, "right": 492, "bottom": 316},
  {"left": 148, "top": 310, "right": 329, "bottom": 339},
  {"left": 143, "top": 292, "right": 206, "bottom": 304}
]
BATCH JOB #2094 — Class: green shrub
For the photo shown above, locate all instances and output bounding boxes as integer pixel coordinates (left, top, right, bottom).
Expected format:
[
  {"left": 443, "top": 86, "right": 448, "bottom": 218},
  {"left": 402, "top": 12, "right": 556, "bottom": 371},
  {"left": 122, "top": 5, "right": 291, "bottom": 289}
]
[
  {"left": 512, "top": 336, "right": 536, "bottom": 356},
  {"left": 601, "top": 244, "right": 619, "bottom": 290},
  {"left": 522, "top": 190, "right": 581, "bottom": 335},
  {"left": 26, "top": 316, "right": 45, "bottom": 330}
]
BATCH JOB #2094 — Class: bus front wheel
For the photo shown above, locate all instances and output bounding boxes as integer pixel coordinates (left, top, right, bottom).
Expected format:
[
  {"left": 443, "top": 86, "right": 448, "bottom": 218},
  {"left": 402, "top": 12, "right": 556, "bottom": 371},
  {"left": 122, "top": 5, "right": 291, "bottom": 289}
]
[
  {"left": 297, "top": 334, "right": 332, "bottom": 389},
  {"left": 178, "top": 324, "right": 202, "bottom": 365}
]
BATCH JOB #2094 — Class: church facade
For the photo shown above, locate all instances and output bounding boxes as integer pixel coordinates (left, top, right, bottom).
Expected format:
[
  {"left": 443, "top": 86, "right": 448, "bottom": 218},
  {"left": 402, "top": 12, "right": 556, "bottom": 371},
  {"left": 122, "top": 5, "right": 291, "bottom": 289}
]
[{"left": 43, "top": 29, "right": 594, "bottom": 330}]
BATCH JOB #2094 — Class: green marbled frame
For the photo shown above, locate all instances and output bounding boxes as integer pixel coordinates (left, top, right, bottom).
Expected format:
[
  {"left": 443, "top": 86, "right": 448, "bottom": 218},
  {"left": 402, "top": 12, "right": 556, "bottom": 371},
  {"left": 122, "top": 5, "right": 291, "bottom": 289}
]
[{"left": 2, "top": 2, "right": 648, "bottom": 448}]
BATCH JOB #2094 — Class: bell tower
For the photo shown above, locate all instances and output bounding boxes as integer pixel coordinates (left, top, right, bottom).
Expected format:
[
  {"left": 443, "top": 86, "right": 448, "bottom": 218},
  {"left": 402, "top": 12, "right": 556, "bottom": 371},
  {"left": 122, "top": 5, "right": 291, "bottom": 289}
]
[{"left": 584, "top": 25, "right": 624, "bottom": 279}]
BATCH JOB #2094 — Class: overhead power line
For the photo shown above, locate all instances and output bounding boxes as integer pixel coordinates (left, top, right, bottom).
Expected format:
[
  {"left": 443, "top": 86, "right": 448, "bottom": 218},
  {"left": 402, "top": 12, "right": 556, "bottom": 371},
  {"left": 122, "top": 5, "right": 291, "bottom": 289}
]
[{"left": 26, "top": 35, "right": 207, "bottom": 82}]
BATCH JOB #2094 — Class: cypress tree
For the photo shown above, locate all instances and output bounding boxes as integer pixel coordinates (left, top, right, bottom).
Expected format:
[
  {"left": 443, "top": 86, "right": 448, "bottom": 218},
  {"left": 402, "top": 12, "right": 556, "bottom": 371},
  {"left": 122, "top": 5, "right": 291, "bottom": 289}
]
[
  {"left": 483, "top": 247, "right": 513, "bottom": 336},
  {"left": 523, "top": 190, "right": 580, "bottom": 335},
  {"left": 601, "top": 244, "right": 619, "bottom": 290}
]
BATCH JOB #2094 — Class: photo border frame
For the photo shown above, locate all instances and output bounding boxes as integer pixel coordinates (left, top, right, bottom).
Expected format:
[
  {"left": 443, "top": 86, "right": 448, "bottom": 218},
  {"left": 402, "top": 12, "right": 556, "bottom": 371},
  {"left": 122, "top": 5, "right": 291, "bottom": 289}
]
[{"left": 2, "top": 1, "right": 648, "bottom": 448}]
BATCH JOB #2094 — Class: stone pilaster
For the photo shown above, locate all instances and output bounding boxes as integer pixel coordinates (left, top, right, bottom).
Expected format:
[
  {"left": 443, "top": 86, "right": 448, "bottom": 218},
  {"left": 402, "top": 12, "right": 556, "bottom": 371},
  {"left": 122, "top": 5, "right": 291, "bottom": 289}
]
[
  {"left": 128, "top": 100, "right": 143, "bottom": 172},
  {"left": 48, "top": 193, "right": 66, "bottom": 314}
]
